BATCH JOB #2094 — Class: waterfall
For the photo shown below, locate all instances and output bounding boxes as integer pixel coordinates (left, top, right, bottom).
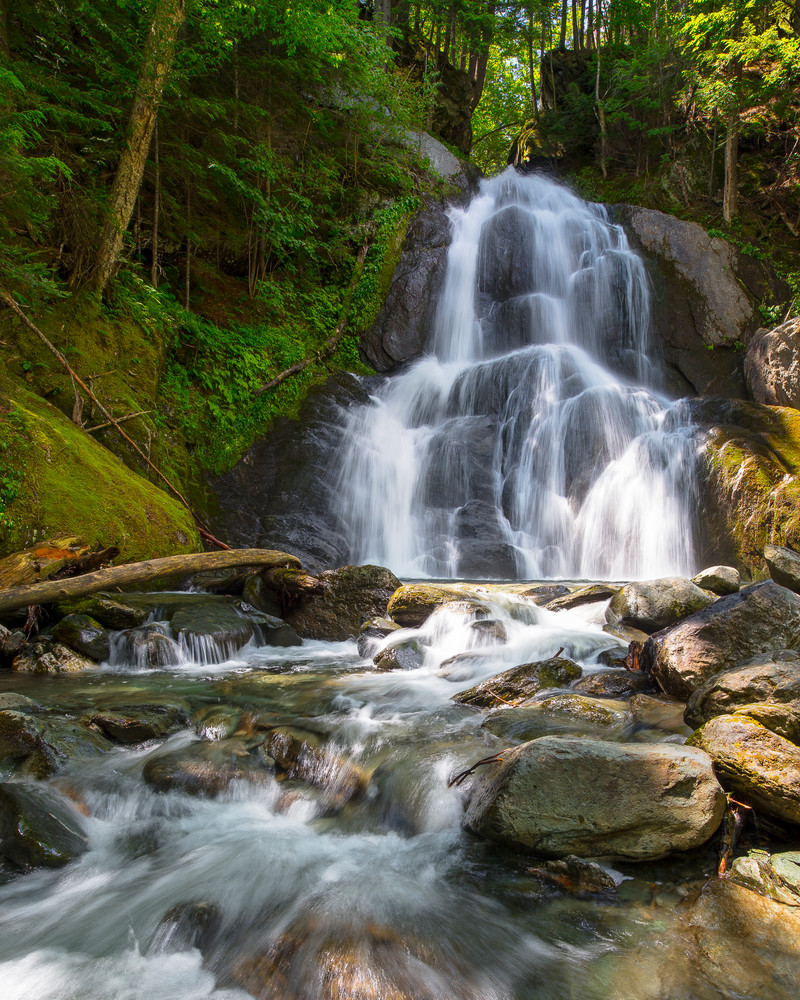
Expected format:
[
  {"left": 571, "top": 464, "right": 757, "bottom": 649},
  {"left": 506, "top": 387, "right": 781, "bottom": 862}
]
[{"left": 334, "top": 169, "right": 699, "bottom": 580}]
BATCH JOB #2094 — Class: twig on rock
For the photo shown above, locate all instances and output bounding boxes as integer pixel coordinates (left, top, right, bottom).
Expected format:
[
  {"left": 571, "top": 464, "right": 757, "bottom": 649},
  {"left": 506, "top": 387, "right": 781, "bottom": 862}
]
[{"left": 448, "top": 751, "right": 511, "bottom": 788}]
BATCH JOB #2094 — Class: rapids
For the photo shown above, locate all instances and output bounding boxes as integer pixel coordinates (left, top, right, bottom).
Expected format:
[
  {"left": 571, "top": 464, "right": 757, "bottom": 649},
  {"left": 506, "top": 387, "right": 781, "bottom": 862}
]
[
  {"left": 0, "top": 593, "right": 728, "bottom": 1000},
  {"left": 334, "top": 170, "right": 700, "bottom": 580}
]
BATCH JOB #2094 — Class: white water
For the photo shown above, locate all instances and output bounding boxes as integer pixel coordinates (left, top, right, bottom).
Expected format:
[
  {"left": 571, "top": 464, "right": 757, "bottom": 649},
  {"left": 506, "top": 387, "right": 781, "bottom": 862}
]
[{"left": 335, "top": 170, "right": 699, "bottom": 579}]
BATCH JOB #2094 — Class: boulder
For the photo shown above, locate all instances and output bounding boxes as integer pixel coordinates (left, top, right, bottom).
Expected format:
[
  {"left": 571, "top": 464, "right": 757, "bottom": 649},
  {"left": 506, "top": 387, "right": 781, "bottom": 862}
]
[
  {"left": 543, "top": 584, "right": 618, "bottom": 611},
  {"left": 463, "top": 737, "right": 725, "bottom": 860},
  {"left": 606, "top": 577, "right": 716, "bottom": 633},
  {"left": 481, "top": 705, "right": 607, "bottom": 743},
  {"left": 522, "top": 584, "right": 570, "bottom": 605},
  {"left": 172, "top": 602, "right": 254, "bottom": 661},
  {"left": 729, "top": 850, "right": 800, "bottom": 906},
  {"left": 690, "top": 398, "right": 800, "bottom": 576},
  {"left": 454, "top": 655, "right": 582, "bottom": 708},
  {"left": 88, "top": 703, "right": 189, "bottom": 744},
  {"left": 360, "top": 200, "right": 452, "bottom": 371},
  {"left": 192, "top": 705, "right": 242, "bottom": 741},
  {"left": 0, "top": 709, "right": 111, "bottom": 778},
  {"left": 264, "top": 727, "right": 366, "bottom": 811},
  {"left": 142, "top": 738, "right": 273, "bottom": 797},
  {"left": 53, "top": 593, "right": 149, "bottom": 629},
  {"left": 532, "top": 694, "right": 629, "bottom": 729},
  {"left": 12, "top": 640, "right": 96, "bottom": 674},
  {"left": 528, "top": 855, "right": 617, "bottom": 893},
  {"left": 373, "top": 637, "right": 426, "bottom": 672},
  {"left": 639, "top": 581, "right": 800, "bottom": 700},
  {"left": 476, "top": 205, "right": 538, "bottom": 305},
  {"left": 387, "top": 583, "right": 481, "bottom": 627},
  {"left": 129, "top": 626, "right": 183, "bottom": 669},
  {"left": 764, "top": 543, "right": 800, "bottom": 592},
  {"left": 50, "top": 613, "right": 110, "bottom": 661},
  {"left": 0, "top": 625, "right": 25, "bottom": 661},
  {"left": 691, "top": 565, "right": 740, "bottom": 595},
  {"left": 687, "top": 715, "right": 800, "bottom": 825},
  {"left": 356, "top": 617, "right": 402, "bottom": 658},
  {"left": 285, "top": 564, "right": 401, "bottom": 642},
  {"left": 626, "top": 693, "right": 692, "bottom": 738},
  {"left": 684, "top": 650, "right": 800, "bottom": 731},
  {"left": 0, "top": 781, "right": 89, "bottom": 869},
  {"left": 744, "top": 316, "right": 800, "bottom": 409},
  {"left": 572, "top": 669, "right": 655, "bottom": 699}
]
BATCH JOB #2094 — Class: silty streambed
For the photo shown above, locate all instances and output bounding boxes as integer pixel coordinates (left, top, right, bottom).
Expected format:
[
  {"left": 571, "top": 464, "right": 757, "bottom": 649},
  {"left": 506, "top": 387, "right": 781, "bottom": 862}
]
[{"left": 0, "top": 589, "right": 765, "bottom": 1000}]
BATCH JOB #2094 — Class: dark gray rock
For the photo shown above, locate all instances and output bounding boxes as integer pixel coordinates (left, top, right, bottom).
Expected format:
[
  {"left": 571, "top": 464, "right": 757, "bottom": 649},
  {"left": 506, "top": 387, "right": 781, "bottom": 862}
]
[
  {"left": 285, "top": 564, "right": 401, "bottom": 642},
  {"left": 129, "top": 626, "right": 183, "bottom": 669},
  {"left": 744, "top": 317, "right": 800, "bottom": 409},
  {"left": 476, "top": 205, "right": 539, "bottom": 306},
  {"left": 463, "top": 737, "right": 725, "bottom": 860},
  {"left": 51, "top": 613, "right": 110, "bottom": 661},
  {"left": 53, "top": 593, "right": 149, "bottom": 630},
  {"left": 0, "top": 782, "right": 89, "bottom": 869},
  {"left": 640, "top": 581, "right": 800, "bottom": 700},
  {"left": 360, "top": 201, "right": 452, "bottom": 371},
  {"left": 209, "top": 372, "right": 371, "bottom": 573},
  {"left": 544, "top": 584, "right": 619, "bottom": 611},
  {"left": 572, "top": 669, "right": 655, "bottom": 699},
  {"left": 356, "top": 617, "right": 401, "bottom": 658},
  {"left": 373, "top": 637, "right": 425, "bottom": 672},
  {"left": 764, "top": 543, "right": 800, "bottom": 592},
  {"left": 0, "top": 710, "right": 111, "bottom": 779},
  {"left": 88, "top": 703, "right": 189, "bottom": 744}
]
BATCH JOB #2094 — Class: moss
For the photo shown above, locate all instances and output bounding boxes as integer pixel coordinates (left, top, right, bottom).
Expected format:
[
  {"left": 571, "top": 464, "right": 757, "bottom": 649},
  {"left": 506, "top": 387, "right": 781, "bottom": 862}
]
[{"left": 0, "top": 368, "right": 201, "bottom": 561}]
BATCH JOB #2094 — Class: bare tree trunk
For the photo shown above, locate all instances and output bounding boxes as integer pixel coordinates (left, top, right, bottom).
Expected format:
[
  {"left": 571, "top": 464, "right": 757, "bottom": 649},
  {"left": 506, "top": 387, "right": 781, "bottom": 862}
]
[
  {"left": 151, "top": 120, "right": 160, "bottom": 287},
  {"left": 0, "top": 0, "right": 10, "bottom": 59},
  {"left": 587, "top": 0, "right": 594, "bottom": 47},
  {"left": 572, "top": 0, "right": 579, "bottom": 50},
  {"left": 90, "top": 0, "right": 185, "bottom": 295},
  {"left": 559, "top": 0, "right": 568, "bottom": 48},
  {"left": 723, "top": 109, "right": 739, "bottom": 225},
  {"left": 527, "top": 12, "right": 538, "bottom": 116},
  {"left": 596, "top": 17, "right": 607, "bottom": 178}
]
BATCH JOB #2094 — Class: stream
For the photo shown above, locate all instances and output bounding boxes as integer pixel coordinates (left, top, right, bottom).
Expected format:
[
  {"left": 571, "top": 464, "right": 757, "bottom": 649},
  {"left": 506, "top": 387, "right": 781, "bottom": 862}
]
[{"left": 0, "top": 590, "right": 727, "bottom": 1000}]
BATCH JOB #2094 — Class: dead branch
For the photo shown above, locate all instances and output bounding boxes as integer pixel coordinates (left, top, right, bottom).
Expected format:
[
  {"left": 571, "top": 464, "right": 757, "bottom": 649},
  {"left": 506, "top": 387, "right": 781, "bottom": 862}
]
[
  {"left": 448, "top": 751, "right": 510, "bottom": 788},
  {"left": 85, "top": 410, "right": 153, "bottom": 433}
]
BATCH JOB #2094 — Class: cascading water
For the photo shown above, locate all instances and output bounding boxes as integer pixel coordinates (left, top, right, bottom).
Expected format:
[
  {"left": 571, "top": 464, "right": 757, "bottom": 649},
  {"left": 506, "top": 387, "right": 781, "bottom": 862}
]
[{"left": 335, "top": 169, "right": 699, "bottom": 579}]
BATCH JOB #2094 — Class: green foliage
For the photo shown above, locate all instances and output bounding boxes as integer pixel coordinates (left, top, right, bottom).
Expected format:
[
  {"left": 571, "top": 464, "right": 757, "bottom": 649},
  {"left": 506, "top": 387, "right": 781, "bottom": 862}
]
[{"left": 0, "top": 405, "right": 25, "bottom": 529}]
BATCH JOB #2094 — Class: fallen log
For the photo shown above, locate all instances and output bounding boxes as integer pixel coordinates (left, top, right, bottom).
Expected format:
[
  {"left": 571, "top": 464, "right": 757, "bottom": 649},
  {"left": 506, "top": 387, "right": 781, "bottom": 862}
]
[{"left": 0, "top": 548, "right": 301, "bottom": 615}]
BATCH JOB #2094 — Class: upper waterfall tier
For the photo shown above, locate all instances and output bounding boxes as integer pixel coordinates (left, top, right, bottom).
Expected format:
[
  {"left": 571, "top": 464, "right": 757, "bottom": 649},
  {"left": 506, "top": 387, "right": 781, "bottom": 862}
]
[{"left": 333, "top": 169, "right": 699, "bottom": 580}]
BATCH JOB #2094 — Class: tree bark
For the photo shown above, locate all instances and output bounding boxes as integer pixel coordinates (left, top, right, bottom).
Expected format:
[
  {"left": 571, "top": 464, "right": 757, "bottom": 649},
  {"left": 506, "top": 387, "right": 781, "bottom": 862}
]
[
  {"left": 151, "top": 120, "right": 160, "bottom": 287},
  {"left": 559, "top": 0, "right": 568, "bottom": 48},
  {"left": 0, "top": 0, "right": 10, "bottom": 59},
  {"left": 90, "top": 0, "right": 185, "bottom": 295},
  {"left": 723, "top": 108, "right": 739, "bottom": 225},
  {"left": 0, "top": 550, "right": 302, "bottom": 616},
  {"left": 527, "top": 12, "right": 538, "bottom": 116}
]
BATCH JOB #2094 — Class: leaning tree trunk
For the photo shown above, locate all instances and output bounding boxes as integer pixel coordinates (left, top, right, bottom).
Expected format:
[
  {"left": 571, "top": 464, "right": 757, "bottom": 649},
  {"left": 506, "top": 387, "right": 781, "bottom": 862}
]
[{"left": 90, "top": 0, "right": 185, "bottom": 296}]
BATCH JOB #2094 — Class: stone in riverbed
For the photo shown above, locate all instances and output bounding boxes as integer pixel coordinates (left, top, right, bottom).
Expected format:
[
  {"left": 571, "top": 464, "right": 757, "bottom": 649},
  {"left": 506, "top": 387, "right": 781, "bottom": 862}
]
[
  {"left": 453, "top": 655, "right": 582, "bottom": 708},
  {"left": 12, "top": 640, "right": 96, "bottom": 674},
  {"left": 572, "top": 668, "right": 654, "bottom": 699},
  {"left": 142, "top": 738, "right": 273, "bottom": 797},
  {"left": 691, "top": 565, "right": 740, "bottom": 595},
  {"left": 356, "top": 617, "right": 401, "bottom": 658},
  {"left": 54, "top": 593, "right": 149, "bottom": 630},
  {"left": 88, "top": 703, "right": 189, "bottom": 744},
  {"left": 728, "top": 850, "right": 800, "bottom": 906},
  {"left": 463, "top": 736, "right": 725, "bottom": 860},
  {"left": 764, "top": 542, "right": 800, "bottom": 592},
  {"left": 687, "top": 715, "right": 800, "bottom": 824},
  {"left": 639, "top": 581, "right": 800, "bottom": 699},
  {"left": 605, "top": 577, "right": 715, "bottom": 633},
  {"left": 533, "top": 694, "right": 629, "bottom": 729},
  {"left": 0, "top": 781, "right": 89, "bottom": 869},
  {"left": 51, "top": 613, "right": 110, "bottom": 661},
  {"left": 521, "top": 584, "right": 570, "bottom": 605},
  {"left": 684, "top": 649, "right": 800, "bottom": 731},
  {"left": 387, "top": 583, "right": 480, "bottom": 627},
  {"left": 373, "top": 637, "right": 426, "bottom": 672},
  {"left": 543, "top": 584, "right": 618, "bottom": 611},
  {"left": 0, "top": 710, "right": 112, "bottom": 778},
  {"left": 285, "top": 564, "right": 401, "bottom": 641},
  {"left": 264, "top": 727, "right": 366, "bottom": 811},
  {"left": 528, "top": 855, "right": 617, "bottom": 893}
]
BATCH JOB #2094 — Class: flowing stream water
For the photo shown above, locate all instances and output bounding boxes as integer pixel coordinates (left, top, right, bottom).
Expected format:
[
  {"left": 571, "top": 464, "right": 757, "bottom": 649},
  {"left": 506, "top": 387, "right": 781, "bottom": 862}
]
[
  {"left": 335, "top": 169, "right": 699, "bottom": 580},
  {"left": 0, "top": 596, "right": 729, "bottom": 1000}
]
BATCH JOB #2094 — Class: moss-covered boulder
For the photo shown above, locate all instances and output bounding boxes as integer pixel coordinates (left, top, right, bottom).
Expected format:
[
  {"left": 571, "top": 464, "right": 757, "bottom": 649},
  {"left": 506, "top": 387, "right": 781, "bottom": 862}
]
[
  {"left": 454, "top": 655, "right": 582, "bottom": 708},
  {"left": 88, "top": 703, "right": 189, "bottom": 744},
  {"left": 691, "top": 398, "right": 800, "bottom": 577},
  {"left": 0, "top": 709, "right": 111, "bottom": 778},
  {"left": 53, "top": 593, "right": 150, "bottom": 630},
  {"left": 0, "top": 374, "right": 200, "bottom": 561},
  {"left": 387, "top": 583, "right": 482, "bottom": 627},
  {"left": 687, "top": 714, "right": 800, "bottom": 824},
  {"left": 51, "top": 613, "right": 110, "bottom": 661},
  {"left": 543, "top": 584, "right": 618, "bottom": 612}
]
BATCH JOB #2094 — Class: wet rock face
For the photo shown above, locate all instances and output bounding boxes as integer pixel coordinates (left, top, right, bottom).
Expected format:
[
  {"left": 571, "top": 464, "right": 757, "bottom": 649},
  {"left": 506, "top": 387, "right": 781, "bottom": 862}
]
[
  {"left": 606, "top": 577, "right": 716, "bottom": 634},
  {"left": 142, "top": 739, "right": 273, "bottom": 797},
  {"left": 463, "top": 737, "right": 725, "bottom": 860},
  {"left": 51, "top": 613, "right": 110, "bottom": 661},
  {"left": 209, "top": 372, "right": 371, "bottom": 573},
  {"left": 640, "top": 581, "right": 800, "bottom": 700},
  {"left": 687, "top": 715, "right": 800, "bottom": 825},
  {"left": 0, "top": 709, "right": 111, "bottom": 778},
  {"left": 360, "top": 201, "right": 452, "bottom": 372},
  {"left": 764, "top": 543, "right": 800, "bottom": 592},
  {"left": 617, "top": 205, "right": 783, "bottom": 397},
  {"left": 285, "top": 564, "right": 401, "bottom": 642},
  {"left": 0, "top": 782, "right": 89, "bottom": 869},
  {"left": 744, "top": 316, "right": 800, "bottom": 409}
]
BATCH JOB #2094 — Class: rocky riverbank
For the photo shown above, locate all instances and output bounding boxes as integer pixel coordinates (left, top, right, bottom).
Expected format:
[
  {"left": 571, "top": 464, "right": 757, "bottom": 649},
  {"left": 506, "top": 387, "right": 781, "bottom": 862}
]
[{"left": 2, "top": 540, "right": 800, "bottom": 996}]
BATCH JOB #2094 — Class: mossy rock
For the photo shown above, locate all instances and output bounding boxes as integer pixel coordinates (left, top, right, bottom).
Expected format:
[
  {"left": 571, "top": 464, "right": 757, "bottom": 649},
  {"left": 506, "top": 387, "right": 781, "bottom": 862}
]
[
  {"left": 51, "top": 614, "right": 110, "bottom": 661},
  {"left": 0, "top": 781, "right": 89, "bottom": 869},
  {"left": 386, "top": 583, "right": 482, "bottom": 627},
  {"left": 454, "top": 655, "right": 582, "bottom": 708},
  {"left": 695, "top": 399, "right": 800, "bottom": 577},
  {"left": 0, "top": 372, "right": 201, "bottom": 561},
  {"left": 0, "top": 709, "right": 111, "bottom": 779},
  {"left": 53, "top": 594, "right": 150, "bottom": 630}
]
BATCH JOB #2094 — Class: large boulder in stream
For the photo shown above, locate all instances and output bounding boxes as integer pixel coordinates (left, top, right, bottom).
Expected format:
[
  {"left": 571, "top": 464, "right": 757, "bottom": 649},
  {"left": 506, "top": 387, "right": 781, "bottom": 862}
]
[
  {"left": 605, "top": 577, "right": 715, "bottom": 633},
  {"left": 454, "top": 655, "right": 582, "bottom": 709},
  {"left": 688, "top": 715, "right": 800, "bottom": 825},
  {"left": 463, "top": 737, "right": 725, "bottom": 860},
  {"left": 0, "top": 709, "right": 112, "bottom": 778},
  {"left": 640, "top": 581, "right": 800, "bottom": 700},
  {"left": 285, "top": 564, "right": 401, "bottom": 642},
  {"left": 386, "top": 583, "right": 482, "bottom": 627},
  {"left": 0, "top": 781, "right": 89, "bottom": 869}
]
